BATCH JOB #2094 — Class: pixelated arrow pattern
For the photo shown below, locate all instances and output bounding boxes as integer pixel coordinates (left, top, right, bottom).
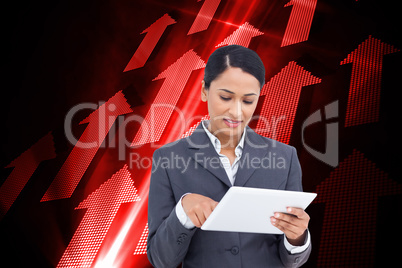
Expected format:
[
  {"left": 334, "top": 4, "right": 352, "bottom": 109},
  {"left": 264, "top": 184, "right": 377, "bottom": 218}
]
[
  {"left": 41, "top": 91, "right": 133, "bottom": 202},
  {"left": 56, "top": 165, "right": 140, "bottom": 268}
]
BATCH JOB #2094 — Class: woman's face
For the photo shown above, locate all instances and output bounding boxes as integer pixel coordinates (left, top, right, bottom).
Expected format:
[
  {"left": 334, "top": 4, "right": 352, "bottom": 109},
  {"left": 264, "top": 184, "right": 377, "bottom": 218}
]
[{"left": 201, "top": 67, "right": 260, "bottom": 146}]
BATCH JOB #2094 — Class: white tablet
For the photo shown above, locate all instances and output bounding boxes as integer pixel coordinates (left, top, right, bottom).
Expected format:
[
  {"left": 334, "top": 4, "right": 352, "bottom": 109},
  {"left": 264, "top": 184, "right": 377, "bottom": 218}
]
[{"left": 201, "top": 186, "right": 317, "bottom": 234}]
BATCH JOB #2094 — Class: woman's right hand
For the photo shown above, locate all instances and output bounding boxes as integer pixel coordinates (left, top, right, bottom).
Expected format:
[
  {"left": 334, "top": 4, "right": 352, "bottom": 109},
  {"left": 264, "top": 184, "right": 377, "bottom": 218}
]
[{"left": 181, "top": 193, "right": 219, "bottom": 228}]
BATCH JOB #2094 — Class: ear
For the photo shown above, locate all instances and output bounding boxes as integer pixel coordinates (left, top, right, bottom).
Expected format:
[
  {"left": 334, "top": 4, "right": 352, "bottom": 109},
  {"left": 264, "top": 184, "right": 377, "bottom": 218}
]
[{"left": 201, "top": 80, "right": 208, "bottom": 102}]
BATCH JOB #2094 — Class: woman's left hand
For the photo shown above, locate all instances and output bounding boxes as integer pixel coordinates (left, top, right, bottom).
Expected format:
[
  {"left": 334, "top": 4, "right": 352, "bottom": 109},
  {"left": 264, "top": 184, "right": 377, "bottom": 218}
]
[{"left": 270, "top": 207, "right": 310, "bottom": 246}]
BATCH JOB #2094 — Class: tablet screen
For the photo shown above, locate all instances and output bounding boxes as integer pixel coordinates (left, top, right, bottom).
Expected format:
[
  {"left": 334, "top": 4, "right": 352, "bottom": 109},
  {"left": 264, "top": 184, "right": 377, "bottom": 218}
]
[{"left": 201, "top": 186, "right": 317, "bottom": 234}]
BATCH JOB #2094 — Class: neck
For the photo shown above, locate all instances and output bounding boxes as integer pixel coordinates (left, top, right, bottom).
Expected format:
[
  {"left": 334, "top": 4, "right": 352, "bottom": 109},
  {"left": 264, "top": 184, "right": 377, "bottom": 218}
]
[{"left": 208, "top": 124, "right": 243, "bottom": 150}]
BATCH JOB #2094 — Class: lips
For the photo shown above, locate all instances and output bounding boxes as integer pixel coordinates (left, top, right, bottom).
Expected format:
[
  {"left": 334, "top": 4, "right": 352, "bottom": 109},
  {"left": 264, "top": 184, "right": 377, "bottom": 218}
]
[
  {"left": 225, "top": 118, "right": 241, "bottom": 123},
  {"left": 223, "top": 118, "right": 242, "bottom": 127}
]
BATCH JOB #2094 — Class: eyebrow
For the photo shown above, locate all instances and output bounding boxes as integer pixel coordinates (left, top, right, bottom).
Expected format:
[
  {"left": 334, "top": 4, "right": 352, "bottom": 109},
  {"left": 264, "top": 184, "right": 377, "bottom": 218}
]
[{"left": 219, "top": 89, "right": 258, "bottom": 96}]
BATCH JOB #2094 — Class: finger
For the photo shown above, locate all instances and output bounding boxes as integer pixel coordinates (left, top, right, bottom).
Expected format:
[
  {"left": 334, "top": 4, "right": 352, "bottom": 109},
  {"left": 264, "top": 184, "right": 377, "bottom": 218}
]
[
  {"left": 189, "top": 213, "right": 202, "bottom": 228},
  {"left": 286, "top": 208, "right": 310, "bottom": 230},
  {"left": 286, "top": 207, "right": 308, "bottom": 219},
  {"left": 196, "top": 210, "right": 207, "bottom": 226},
  {"left": 270, "top": 217, "right": 300, "bottom": 238},
  {"left": 275, "top": 211, "right": 310, "bottom": 233},
  {"left": 274, "top": 218, "right": 299, "bottom": 233},
  {"left": 203, "top": 205, "right": 214, "bottom": 221},
  {"left": 274, "top": 212, "right": 299, "bottom": 227}
]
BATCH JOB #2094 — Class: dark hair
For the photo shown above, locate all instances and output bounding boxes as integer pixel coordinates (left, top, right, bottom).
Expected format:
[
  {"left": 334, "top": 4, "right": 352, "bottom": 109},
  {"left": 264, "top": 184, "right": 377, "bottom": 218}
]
[{"left": 203, "top": 45, "right": 265, "bottom": 90}]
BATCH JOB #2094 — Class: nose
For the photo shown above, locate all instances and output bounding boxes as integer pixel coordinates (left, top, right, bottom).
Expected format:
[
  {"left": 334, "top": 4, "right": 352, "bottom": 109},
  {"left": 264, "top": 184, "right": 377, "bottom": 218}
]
[{"left": 228, "top": 100, "right": 242, "bottom": 120}]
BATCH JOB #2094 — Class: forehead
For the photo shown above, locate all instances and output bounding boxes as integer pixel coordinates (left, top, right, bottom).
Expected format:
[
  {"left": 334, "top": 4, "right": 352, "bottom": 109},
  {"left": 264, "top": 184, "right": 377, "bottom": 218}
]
[{"left": 210, "top": 67, "right": 261, "bottom": 94}]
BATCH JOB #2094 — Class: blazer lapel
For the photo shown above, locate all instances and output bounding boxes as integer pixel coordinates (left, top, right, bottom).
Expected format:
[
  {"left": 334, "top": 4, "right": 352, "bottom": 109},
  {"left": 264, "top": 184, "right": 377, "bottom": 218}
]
[
  {"left": 186, "top": 123, "right": 232, "bottom": 188},
  {"left": 234, "top": 126, "right": 268, "bottom": 187}
]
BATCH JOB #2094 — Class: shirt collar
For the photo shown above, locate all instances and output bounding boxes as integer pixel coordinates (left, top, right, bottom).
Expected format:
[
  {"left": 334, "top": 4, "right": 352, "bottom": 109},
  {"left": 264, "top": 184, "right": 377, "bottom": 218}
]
[{"left": 201, "top": 119, "right": 245, "bottom": 157}]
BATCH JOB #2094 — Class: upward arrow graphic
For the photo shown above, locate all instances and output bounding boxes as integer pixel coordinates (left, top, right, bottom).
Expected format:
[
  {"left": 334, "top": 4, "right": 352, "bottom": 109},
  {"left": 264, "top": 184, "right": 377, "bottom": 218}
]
[
  {"left": 187, "top": 0, "right": 222, "bottom": 35},
  {"left": 314, "top": 149, "right": 402, "bottom": 267},
  {"left": 41, "top": 91, "right": 133, "bottom": 202},
  {"left": 56, "top": 164, "right": 140, "bottom": 268},
  {"left": 341, "top": 35, "right": 399, "bottom": 127},
  {"left": 255, "top": 61, "right": 321, "bottom": 144},
  {"left": 0, "top": 132, "right": 56, "bottom": 219},
  {"left": 215, "top": 22, "right": 264, "bottom": 48},
  {"left": 124, "top": 13, "right": 176, "bottom": 72},
  {"left": 281, "top": 0, "right": 317, "bottom": 47},
  {"left": 131, "top": 49, "right": 206, "bottom": 146}
]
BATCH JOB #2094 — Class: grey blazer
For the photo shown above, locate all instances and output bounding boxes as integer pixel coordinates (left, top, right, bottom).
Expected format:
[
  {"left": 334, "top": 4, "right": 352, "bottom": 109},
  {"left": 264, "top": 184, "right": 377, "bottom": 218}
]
[{"left": 147, "top": 123, "right": 312, "bottom": 268}]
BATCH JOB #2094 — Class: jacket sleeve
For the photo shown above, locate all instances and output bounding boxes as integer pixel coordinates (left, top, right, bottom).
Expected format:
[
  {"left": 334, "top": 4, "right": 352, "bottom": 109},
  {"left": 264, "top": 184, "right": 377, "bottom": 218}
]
[
  {"left": 147, "top": 148, "right": 197, "bottom": 268},
  {"left": 278, "top": 146, "right": 312, "bottom": 268}
]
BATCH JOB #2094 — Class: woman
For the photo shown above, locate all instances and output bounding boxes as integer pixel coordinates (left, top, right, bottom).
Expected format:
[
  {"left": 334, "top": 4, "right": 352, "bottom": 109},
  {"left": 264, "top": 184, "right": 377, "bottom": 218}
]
[{"left": 147, "top": 45, "right": 311, "bottom": 267}]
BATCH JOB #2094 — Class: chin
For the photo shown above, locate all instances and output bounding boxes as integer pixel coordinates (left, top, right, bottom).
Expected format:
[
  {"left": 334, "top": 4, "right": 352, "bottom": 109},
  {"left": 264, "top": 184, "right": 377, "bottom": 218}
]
[{"left": 221, "top": 124, "right": 245, "bottom": 135}]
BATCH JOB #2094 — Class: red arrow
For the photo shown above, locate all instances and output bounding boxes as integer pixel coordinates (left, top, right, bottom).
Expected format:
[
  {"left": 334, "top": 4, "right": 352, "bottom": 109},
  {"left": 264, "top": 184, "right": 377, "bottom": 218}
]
[
  {"left": 133, "top": 223, "right": 149, "bottom": 255},
  {"left": 124, "top": 13, "right": 176, "bottom": 72},
  {"left": 215, "top": 22, "right": 264, "bottom": 48},
  {"left": 187, "top": 0, "right": 222, "bottom": 35},
  {"left": 56, "top": 164, "right": 140, "bottom": 268},
  {"left": 255, "top": 61, "right": 321, "bottom": 144},
  {"left": 180, "top": 114, "right": 210, "bottom": 139},
  {"left": 131, "top": 49, "right": 206, "bottom": 146},
  {"left": 281, "top": 0, "right": 317, "bottom": 47},
  {"left": 0, "top": 132, "right": 56, "bottom": 219},
  {"left": 41, "top": 91, "right": 133, "bottom": 202},
  {"left": 314, "top": 149, "right": 402, "bottom": 267},
  {"left": 341, "top": 35, "right": 399, "bottom": 127}
]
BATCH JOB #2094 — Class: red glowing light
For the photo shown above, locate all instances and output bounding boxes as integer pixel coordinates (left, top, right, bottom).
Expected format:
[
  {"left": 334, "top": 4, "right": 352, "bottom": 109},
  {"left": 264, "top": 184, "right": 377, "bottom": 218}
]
[
  {"left": 56, "top": 164, "right": 140, "bottom": 268},
  {"left": 133, "top": 223, "right": 148, "bottom": 255},
  {"left": 124, "top": 14, "right": 176, "bottom": 72},
  {"left": 0, "top": 132, "right": 56, "bottom": 219},
  {"left": 2, "top": 1, "right": 400, "bottom": 268},
  {"left": 256, "top": 61, "right": 321, "bottom": 144},
  {"left": 41, "top": 91, "right": 133, "bottom": 202},
  {"left": 281, "top": 0, "right": 317, "bottom": 47},
  {"left": 341, "top": 35, "right": 400, "bottom": 127},
  {"left": 215, "top": 22, "right": 264, "bottom": 48},
  {"left": 187, "top": 0, "right": 222, "bottom": 35},
  {"left": 180, "top": 114, "right": 210, "bottom": 138},
  {"left": 130, "top": 50, "right": 206, "bottom": 146}
]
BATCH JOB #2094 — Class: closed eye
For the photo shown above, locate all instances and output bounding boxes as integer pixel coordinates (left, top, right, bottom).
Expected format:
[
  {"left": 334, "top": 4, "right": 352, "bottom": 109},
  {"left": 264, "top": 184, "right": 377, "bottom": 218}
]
[{"left": 220, "top": 96, "right": 254, "bottom": 104}]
